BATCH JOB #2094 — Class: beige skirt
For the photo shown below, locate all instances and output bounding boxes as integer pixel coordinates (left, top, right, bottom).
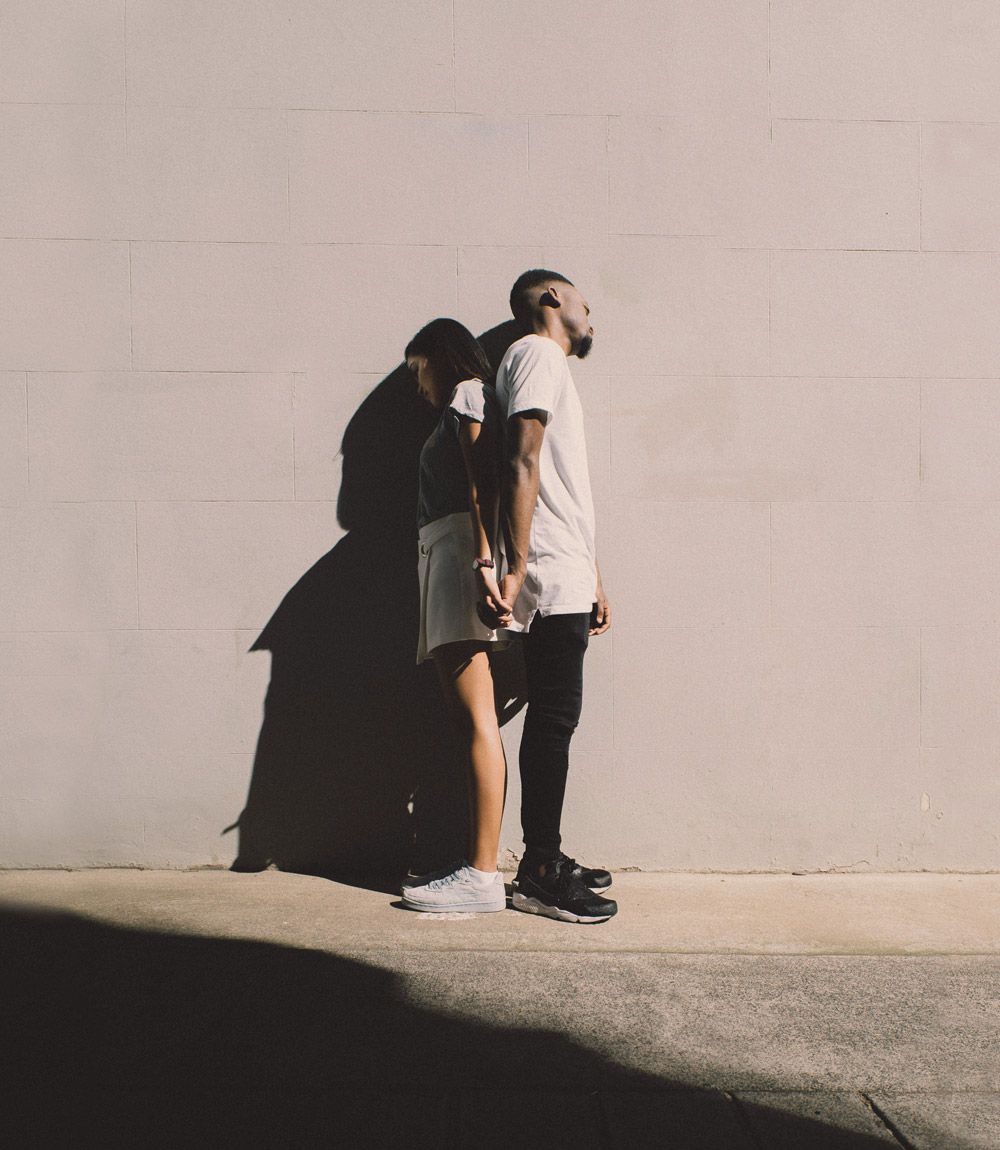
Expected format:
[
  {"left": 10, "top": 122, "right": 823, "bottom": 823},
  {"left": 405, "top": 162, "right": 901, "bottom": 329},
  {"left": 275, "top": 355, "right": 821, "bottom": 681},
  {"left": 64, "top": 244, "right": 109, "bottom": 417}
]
[{"left": 416, "top": 512, "right": 510, "bottom": 663}]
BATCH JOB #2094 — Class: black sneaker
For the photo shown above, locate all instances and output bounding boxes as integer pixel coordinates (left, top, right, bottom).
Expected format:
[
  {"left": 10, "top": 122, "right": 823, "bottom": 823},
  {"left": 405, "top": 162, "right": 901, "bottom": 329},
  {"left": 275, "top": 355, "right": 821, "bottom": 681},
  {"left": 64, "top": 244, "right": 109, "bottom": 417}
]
[
  {"left": 557, "top": 852, "right": 612, "bottom": 890},
  {"left": 512, "top": 856, "right": 618, "bottom": 923},
  {"left": 515, "top": 852, "right": 613, "bottom": 891}
]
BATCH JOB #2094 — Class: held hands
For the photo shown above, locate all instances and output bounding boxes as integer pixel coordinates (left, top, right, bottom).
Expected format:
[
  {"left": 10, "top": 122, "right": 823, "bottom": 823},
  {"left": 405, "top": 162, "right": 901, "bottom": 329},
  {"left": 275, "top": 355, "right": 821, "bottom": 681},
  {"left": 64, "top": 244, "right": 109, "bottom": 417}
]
[
  {"left": 489, "top": 570, "right": 525, "bottom": 630},
  {"left": 476, "top": 566, "right": 514, "bottom": 630},
  {"left": 475, "top": 566, "right": 611, "bottom": 633},
  {"left": 590, "top": 577, "right": 611, "bottom": 636}
]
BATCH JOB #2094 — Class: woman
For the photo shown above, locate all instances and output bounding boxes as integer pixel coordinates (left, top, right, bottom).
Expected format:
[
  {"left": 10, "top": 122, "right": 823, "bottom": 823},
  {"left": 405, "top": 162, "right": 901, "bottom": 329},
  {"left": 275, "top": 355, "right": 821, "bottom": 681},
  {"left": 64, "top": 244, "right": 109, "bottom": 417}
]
[{"left": 400, "top": 318, "right": 511, "bottom": 913}]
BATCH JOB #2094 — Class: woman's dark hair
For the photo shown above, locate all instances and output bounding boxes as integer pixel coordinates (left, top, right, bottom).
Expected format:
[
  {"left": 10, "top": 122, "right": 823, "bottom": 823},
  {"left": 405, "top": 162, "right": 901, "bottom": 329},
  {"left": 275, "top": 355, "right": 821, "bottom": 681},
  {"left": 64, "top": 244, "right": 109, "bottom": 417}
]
[{"left": 405, "top": 318, "right": 494, "bottom": 387}]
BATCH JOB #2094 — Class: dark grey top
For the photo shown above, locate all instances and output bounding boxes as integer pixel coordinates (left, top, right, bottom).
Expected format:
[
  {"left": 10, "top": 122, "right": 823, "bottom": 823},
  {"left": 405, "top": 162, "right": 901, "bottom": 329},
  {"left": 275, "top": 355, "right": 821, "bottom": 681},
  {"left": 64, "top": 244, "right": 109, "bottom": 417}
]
[{"left": 417, "top": 380, "right": 503, "bottom": 531}]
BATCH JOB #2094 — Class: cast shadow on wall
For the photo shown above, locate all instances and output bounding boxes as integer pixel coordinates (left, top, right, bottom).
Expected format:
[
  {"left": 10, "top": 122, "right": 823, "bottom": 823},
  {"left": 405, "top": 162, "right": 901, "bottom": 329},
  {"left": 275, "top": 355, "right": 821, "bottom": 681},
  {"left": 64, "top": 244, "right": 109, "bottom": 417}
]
[{"left": 226, "top": 322, "right": 526, "bottom": 883}]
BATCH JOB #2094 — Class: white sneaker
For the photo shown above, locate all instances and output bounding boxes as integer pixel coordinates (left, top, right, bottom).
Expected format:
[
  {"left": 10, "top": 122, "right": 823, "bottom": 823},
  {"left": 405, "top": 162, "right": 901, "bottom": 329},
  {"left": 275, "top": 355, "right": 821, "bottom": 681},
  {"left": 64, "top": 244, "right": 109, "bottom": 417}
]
[
  {"left": 400, "top": 859, "right": 464, "bottom": 892},
  {"left": 400, "top": 863, "right": 506, "bottom": 913}
]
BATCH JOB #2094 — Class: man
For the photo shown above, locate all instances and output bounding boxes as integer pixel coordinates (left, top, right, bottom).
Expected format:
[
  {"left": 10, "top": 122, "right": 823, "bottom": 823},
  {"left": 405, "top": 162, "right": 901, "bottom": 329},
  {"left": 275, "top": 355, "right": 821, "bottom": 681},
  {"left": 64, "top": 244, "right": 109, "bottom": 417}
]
[{"left": 487, "top": 269, "right": 617, "bottom": 924}]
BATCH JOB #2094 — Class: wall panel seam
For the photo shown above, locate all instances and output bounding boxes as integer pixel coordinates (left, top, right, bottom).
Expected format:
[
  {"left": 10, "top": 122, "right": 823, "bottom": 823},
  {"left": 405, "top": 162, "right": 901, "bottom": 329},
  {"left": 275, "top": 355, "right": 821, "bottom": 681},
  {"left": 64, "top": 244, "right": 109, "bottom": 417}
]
[
  {"left": 23, "top": 372, "right": 31, "bottom": 497},
  {"left": 917, "top": 121, "right": 924, "bottom": 252},
  {"left": 133, "top": 499, "right": 140, "bottom": 630}
]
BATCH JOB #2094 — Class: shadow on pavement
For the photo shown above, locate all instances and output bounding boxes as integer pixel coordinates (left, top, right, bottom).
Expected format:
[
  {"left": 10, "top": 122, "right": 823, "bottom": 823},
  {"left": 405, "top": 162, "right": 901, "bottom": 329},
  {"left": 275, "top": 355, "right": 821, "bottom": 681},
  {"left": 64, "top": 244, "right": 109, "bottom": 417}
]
[{"left": 2, "top": 905, "right": 909, "bottom": 1150}]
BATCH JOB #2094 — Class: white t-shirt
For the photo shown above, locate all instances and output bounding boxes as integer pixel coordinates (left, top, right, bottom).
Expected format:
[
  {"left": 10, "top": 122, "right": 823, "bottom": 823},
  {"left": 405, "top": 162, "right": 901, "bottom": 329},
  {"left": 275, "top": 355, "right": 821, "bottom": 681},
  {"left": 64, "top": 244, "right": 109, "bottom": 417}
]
[{"left": 495, "top": 334, "right": 597, "bottom": 630}]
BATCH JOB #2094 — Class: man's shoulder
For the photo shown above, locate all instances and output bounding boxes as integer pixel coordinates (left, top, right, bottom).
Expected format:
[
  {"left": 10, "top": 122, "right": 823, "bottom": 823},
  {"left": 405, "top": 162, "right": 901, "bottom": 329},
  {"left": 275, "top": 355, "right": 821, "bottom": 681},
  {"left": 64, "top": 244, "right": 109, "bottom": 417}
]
[{"left": 499, "top": 334, "right": 566, "bottom": 376}]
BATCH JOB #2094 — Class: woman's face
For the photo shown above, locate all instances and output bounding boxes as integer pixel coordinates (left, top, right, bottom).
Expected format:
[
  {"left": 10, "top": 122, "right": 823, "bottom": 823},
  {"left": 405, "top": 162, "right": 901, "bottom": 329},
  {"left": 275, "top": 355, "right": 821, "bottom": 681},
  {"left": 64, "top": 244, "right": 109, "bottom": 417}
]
[{"left": 406, "top": 354, "right": 449, "bottom": 409}]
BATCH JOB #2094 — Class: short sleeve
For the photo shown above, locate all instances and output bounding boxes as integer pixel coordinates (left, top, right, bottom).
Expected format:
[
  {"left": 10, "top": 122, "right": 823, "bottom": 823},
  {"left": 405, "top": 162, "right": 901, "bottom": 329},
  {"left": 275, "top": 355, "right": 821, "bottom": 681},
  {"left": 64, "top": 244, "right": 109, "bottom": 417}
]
[
  {"left": 503, "top": 338, "right": 565, "bottom": 423},
  {"left": 448, "top": 379, "right": 488, "bottom": 425}
]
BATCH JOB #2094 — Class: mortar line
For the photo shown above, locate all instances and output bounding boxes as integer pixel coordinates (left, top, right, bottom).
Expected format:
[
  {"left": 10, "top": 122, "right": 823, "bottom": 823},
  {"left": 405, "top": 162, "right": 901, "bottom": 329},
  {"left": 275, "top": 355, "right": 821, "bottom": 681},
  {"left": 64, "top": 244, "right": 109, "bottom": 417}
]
[
  {"left": 0, "top": 99, "right": 127, "bottom": 108},
  {"left": 917, "top": 378, "right": 922, "bottom": 493},
  {"left": 2, "top": 497, "right": 340, "bottom": 505},
  {"left": 916, "top": 378, "right": 923, "bottom": 764},
  {"left": 607, "top": 374, "right": 615, "bottom": 760},
  {"left": 122, "top": 0, "right": 128, "bottom": 113},
  {"left": 127, "top": 241, "right": 134, "bottom": 369},
  {"left": 772, "top": 0, "right": 777, "bottom": 144},
  {"left": 862, "top": 1093, "right": 918, "bottom": 1149},
  {"left": 284, "top": 111, "right": 291, "bottom": 236},
  {"left": 8, "top": 101, "right": 940, "bottom": 120},
  {"left": 606, "top": 116, "right": 612, "bottom": 230},
  {"left": 19, "top": 237, "right": 991, "bottom": 254},
  {"left": 917, "top": 121, "right": 923, "bottom": 252},
  {"left": 918, "top": 624, "right": 923, "bottom": 755},
  {"left": 124, "top": 4, "right": 132, "bottom": 363},
  {"left": 772, "top": 501, "right": 777, "bottom": 630},
  {"left": 40, "top": 238, "right": 458, "bottom": 248},
  {"left": 919, "top": 377, "right": 928, "bottom": 768},
  {"left": 23, "top": 372, "right": 30, "bottom": 496},
  {"left": 133, "top": 500, "right": 141, "bottom": 629},
  {"left": 291, "top": 373, "right": 297, "bottom": 500},
  {"left": 775, "top": 116, "right": 924, "bottom": 125},
  {"left": 3, "top": 369, "right": 949, "bottom": 380},
  {"left": 766, "top": 248, "right": 771, "bottom": 373},
  {"left": 30, "top": 496, "right": 993, "bottom": 507},
  {"left": 451, "top": 0, "right": 457, "bottom": 113},
  {"left": 525, "top": 114, "right": 530, "bottom": 177}
]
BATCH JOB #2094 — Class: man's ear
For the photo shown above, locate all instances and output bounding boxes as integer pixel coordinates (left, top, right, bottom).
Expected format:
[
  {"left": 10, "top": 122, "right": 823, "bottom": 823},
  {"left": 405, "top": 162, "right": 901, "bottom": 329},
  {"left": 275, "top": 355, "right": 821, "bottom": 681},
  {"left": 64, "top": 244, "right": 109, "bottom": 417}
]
[{"left": 539, "top": 286, "right": 561, "bottom": 309}]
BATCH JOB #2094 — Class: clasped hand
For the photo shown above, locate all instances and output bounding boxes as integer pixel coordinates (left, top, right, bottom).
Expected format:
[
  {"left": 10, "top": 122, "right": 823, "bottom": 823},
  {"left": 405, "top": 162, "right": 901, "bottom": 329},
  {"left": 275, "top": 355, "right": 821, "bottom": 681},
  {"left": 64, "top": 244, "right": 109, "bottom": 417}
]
[{"left": 476, "top": 567, "right": 515, "bottom": 630}]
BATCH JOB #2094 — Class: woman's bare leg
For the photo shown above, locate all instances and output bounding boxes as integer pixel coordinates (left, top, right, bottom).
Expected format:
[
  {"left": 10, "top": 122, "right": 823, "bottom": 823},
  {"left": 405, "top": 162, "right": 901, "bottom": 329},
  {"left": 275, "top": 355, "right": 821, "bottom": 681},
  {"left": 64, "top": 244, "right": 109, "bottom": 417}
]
[{"left": 432, "top": 641, "right": 507, "bottom": 872}]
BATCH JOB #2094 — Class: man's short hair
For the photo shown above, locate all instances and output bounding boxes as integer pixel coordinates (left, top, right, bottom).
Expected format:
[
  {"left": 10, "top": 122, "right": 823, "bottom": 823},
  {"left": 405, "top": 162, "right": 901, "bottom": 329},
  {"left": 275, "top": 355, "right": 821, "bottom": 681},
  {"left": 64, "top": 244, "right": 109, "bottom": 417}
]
[{"left": 509, "top": 269, "right": 574, "bottom": 327}]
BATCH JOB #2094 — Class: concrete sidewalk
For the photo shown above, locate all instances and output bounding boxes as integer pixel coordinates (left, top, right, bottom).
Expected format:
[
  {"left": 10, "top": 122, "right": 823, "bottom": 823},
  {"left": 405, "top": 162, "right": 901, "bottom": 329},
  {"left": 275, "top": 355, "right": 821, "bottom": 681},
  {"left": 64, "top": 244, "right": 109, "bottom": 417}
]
[{"left": 2, "top": 869, "right": 998, "bottom": 1149}]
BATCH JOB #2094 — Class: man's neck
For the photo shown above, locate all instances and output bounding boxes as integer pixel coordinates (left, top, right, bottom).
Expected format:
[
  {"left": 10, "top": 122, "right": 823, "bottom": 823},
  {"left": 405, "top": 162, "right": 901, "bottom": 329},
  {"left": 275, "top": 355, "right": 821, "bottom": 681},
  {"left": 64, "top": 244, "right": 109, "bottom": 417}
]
[{"left": 530, "top": 324, "right": 571, "bottom": 357}]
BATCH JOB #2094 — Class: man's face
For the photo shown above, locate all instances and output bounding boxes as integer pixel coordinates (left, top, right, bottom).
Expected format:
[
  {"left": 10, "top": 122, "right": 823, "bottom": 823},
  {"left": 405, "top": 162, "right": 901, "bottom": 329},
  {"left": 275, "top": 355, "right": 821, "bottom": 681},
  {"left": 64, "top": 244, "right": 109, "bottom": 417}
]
[{"left": 561, "top": 284, "right": 594, "bottom": 359}]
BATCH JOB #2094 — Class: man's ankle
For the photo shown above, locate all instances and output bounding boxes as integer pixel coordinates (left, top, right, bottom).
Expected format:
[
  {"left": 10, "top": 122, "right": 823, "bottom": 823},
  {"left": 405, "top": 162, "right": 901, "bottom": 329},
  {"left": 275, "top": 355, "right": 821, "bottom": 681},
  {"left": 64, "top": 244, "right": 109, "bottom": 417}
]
[{"left": 521, "top": 849, "right": 559, "bottom": 876}]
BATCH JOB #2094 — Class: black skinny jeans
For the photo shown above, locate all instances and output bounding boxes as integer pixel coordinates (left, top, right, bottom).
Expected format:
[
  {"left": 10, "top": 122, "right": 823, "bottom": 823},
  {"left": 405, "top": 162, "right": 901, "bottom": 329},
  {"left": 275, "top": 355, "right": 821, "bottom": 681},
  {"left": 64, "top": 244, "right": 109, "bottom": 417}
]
[{"left": 519, "top": 611, "right": 590, "bottom": 857}]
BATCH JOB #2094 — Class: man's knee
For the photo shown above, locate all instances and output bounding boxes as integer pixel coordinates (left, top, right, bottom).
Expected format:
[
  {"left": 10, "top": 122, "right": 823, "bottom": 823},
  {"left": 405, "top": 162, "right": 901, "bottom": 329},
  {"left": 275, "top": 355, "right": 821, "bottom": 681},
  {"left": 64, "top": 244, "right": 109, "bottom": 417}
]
[{"left": 523, "top": 698, "right": 582, "bottom": 741}]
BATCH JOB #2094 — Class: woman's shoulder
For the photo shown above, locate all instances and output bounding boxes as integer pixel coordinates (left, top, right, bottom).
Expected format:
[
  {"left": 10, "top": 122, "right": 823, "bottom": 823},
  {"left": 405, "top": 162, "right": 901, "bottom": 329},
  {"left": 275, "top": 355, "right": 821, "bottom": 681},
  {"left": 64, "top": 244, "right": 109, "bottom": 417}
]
[
  {"left": 455, "top": 376, "right": 485, "bottom": 392},
  {"left": 449, "top": 379, "right": 502, "bottom": 424},
  {"left": 452, "top": 377, "right": 487, "bottom": 403}
]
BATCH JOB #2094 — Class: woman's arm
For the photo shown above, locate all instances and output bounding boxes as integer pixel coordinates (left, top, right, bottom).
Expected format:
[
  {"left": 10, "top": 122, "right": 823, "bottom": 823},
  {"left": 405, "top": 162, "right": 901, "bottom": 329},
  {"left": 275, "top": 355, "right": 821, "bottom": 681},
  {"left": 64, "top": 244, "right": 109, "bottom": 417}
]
[{"left": 458, "top": 416, "right": 512, "bottom": 627}]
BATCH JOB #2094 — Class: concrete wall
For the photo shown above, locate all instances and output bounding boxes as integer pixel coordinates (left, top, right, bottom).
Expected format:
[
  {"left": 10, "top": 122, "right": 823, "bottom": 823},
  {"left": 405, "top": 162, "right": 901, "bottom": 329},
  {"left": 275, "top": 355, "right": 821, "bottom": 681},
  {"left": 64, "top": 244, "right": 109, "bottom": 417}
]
[{"left": 3, "top": 0, "right": 999, "bottom": 872}]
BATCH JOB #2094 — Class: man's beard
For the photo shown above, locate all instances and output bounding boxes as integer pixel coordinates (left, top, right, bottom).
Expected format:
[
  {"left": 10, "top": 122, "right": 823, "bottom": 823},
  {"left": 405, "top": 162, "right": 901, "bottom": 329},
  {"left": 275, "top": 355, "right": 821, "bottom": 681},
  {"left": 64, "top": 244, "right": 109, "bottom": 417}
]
[{"left": 576, "top": 333, "right": 593, "bottom": 359}]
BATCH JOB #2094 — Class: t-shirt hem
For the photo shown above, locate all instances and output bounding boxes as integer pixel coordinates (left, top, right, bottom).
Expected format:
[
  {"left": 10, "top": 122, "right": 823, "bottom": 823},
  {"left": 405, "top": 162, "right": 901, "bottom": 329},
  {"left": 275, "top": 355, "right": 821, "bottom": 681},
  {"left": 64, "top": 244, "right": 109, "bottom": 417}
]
[
  {"left": 535, "top": 601, "right": 595, "bottom": 616},
  {"left": 507, "top": 600, "right": 595, "bottom": 633}
]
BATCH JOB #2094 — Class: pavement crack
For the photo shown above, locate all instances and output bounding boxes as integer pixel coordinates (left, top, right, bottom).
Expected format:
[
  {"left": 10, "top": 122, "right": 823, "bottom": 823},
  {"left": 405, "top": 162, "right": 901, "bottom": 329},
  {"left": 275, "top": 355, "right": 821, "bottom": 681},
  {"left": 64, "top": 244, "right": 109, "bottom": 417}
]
[
  {"left": 727, "top": 1092, "right": 768, "bottom": 1150},
  {"left": 591, "top": 1091, "right": 617, "bottom": 1150},
  {"left": 861, "top": 1093, "right": 918, "bottom": 1149}
]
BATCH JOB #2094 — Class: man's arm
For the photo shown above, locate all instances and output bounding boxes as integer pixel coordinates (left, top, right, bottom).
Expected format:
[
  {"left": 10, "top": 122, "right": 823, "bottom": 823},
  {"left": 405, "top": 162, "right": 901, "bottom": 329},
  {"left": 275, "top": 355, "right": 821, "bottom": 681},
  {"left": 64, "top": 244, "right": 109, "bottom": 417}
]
[
  {"left": 498, "top": 411, "right": 546, "bottom": 621},
  {"left": 457, "top": 416, "right": 512, "bottom": 628}
]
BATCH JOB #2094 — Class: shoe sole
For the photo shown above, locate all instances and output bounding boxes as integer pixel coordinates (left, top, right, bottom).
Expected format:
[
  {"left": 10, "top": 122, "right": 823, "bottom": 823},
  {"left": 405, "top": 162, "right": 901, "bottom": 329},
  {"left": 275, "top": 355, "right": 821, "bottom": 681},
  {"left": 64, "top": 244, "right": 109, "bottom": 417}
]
[
  {"left": 401, "top": 896, "right": 507, "bottom": 914},
  {"left": 584, "top": 877, "right": 612, "bottom": 890},
  {"left": 511, "top": 890, "right": 616, "bottom": 924}
]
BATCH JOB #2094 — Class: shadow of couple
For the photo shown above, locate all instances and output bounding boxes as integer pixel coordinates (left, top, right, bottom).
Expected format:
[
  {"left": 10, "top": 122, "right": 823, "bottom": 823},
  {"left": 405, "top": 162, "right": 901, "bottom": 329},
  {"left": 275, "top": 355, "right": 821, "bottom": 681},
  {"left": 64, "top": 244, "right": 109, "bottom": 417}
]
[{"left": 228, "top": 321, "right": 527, "bottom": 884}]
